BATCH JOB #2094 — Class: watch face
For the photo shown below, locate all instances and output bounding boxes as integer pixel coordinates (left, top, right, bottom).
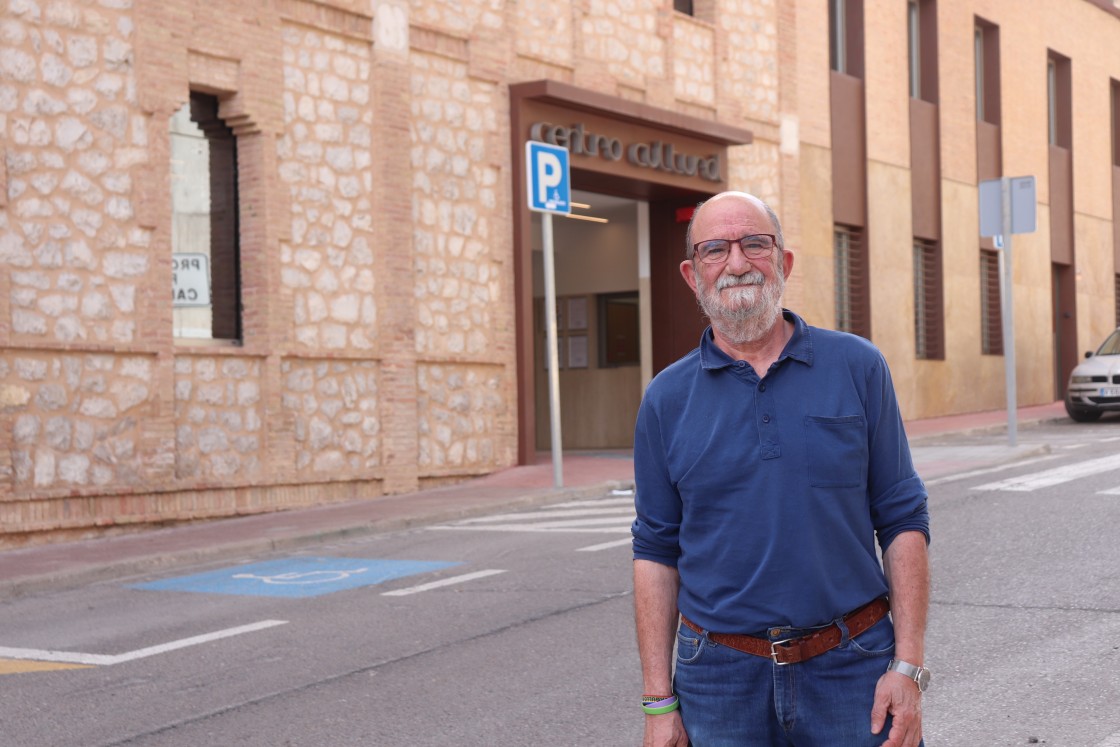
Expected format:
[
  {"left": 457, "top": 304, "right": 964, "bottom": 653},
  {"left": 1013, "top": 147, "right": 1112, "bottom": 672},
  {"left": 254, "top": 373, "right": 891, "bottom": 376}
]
[{"left": 916, "top": 668, "right": 931, "bottom": 692}]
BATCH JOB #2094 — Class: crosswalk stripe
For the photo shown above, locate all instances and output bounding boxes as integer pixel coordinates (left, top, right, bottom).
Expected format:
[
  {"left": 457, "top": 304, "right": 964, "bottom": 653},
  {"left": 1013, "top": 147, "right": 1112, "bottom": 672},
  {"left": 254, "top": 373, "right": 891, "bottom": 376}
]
[
  {"left": 923, "top": 454, "right": 1061, "bottom": 487},
  {"left": 973, "top": 454, "right": 1120, "bottom": 492},
  {"left": 450, "top": 506, "right": 635, "bottom": 524},
  {"left": 431, "top": 524, "right": 631, "bottom": 534}
]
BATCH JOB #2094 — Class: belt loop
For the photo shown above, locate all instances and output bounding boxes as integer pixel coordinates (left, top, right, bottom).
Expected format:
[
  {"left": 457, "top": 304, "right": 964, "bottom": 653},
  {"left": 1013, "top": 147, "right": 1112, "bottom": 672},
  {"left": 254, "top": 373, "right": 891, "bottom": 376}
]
[{"left": 835, "top": 617, "right": 851, "bottom": 647}]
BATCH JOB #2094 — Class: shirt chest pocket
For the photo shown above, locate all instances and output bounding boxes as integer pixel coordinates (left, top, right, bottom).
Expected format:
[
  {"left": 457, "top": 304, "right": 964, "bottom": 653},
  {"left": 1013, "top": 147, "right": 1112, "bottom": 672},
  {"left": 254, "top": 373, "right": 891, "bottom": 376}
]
[{"left": 804, "top": 414, "right": 868, "bottom": 488}]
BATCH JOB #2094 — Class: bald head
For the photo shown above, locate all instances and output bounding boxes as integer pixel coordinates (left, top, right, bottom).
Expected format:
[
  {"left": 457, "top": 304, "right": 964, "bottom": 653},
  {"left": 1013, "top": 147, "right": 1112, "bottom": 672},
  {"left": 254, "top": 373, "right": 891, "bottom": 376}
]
[{"left": 685, "top": 192, "right": 785, "bottom": 261}]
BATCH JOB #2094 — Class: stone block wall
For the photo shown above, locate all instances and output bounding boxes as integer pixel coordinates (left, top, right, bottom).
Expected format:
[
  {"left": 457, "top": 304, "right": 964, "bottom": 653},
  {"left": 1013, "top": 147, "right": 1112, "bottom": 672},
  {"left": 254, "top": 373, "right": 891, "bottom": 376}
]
[{"left": 1, "top": 0, "right": 785, "bottom": 545}]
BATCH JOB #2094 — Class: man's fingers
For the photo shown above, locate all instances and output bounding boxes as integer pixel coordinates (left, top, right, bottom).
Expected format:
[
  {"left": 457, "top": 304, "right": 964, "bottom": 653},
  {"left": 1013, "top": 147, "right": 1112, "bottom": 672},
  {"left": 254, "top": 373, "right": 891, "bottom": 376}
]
[{"left": 869, "top": 679, "right": 891, "bottom": 734}]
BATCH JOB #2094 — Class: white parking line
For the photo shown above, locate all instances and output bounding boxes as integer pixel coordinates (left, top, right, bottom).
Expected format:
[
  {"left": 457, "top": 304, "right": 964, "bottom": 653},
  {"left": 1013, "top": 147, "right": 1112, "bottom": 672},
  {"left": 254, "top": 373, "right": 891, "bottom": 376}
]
[
  {"left": 381, "top": 569, "right": 506, "bottom": 596},
  {"left": 0, "top": 620, "right": 288, "bottom": 666},
  {"left": 576, "top": 538, "right": 633, "bottom": 552}
]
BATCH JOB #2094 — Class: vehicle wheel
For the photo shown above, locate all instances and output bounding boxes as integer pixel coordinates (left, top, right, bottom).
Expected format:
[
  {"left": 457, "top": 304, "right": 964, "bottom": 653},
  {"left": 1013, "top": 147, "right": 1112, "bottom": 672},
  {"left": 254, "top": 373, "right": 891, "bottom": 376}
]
[{"left": 1065, "top": 400, "right": 1103, "bottom": 422}]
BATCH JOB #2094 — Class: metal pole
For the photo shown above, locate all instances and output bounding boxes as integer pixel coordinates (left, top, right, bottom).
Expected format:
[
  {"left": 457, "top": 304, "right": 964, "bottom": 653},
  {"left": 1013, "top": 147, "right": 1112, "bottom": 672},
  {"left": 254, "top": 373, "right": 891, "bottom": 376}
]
[
  {"left": 999, "top": 176, "right": 1017, "bottom": 447},
  {"left": 541, "top": 212, "right": 564, "bottom": 487}
]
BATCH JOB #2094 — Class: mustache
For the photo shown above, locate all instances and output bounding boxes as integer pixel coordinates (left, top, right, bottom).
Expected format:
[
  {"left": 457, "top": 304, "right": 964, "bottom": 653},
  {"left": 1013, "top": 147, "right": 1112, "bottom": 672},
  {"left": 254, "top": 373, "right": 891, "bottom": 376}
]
[{"left": 715, "top": 270, "right": 765, "bottom": 290}]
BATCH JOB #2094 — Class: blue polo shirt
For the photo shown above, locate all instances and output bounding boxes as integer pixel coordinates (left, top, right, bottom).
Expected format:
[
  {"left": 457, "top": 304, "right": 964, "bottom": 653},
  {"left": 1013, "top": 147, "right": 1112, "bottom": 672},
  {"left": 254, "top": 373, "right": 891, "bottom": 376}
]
[{"left": 632, "top": 311, "right": 929, "bottom": 634}]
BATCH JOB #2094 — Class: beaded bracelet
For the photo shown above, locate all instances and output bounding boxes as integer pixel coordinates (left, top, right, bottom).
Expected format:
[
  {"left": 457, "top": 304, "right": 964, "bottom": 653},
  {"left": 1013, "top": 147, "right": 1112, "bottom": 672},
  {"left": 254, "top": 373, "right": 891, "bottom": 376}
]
[{"left": 641, "top": 695, "right": 680, "bottom": 715}]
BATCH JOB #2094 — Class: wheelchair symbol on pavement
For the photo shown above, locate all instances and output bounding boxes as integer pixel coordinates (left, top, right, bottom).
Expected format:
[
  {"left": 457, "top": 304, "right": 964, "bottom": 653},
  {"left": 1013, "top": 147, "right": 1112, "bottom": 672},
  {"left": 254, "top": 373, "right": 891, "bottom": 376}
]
[{"left": 232, "top": 568, "right": 369, "bottom": 585}]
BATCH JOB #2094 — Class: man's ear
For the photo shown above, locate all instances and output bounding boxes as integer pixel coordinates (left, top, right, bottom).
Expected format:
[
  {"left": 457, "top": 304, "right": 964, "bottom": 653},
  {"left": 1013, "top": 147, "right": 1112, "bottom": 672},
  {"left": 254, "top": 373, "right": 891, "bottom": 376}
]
[
  {"left": 781, "top": 248, "right": 795, "bottom": 280},
  {"left": 679, "top": 259, "right": 699, "bottom": 295}
]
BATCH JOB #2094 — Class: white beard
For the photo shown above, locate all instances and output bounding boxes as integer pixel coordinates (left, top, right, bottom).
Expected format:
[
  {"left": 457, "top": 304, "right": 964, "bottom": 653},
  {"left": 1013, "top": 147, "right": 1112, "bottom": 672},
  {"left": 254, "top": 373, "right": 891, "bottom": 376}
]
[{"left": 696, "top": 266, "right": 785, "bottom": 344}]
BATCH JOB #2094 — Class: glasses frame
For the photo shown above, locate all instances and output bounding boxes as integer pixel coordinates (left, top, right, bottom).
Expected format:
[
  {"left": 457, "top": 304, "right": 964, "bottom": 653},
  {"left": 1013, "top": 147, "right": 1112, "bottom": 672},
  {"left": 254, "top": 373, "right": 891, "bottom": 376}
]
[{"left": 691, "top": 233, "right": 778, "bottom": 265}]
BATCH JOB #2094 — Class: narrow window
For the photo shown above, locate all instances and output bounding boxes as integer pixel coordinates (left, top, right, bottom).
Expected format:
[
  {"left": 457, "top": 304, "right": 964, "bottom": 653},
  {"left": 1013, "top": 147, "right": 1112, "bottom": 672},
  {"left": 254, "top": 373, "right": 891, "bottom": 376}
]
[
  {"left": 170, "top": 92, "right": 241, "bottom": 342},
  {"left": 974, "top": 27, "right": 984, "bottom": 122},
  {"left": 1047, "top": 58, "right": 1058, "bottom": 147},
  {"left": 1115, "top": 273, "right": 1120, "bottom": 328},
  {"left": 830, "top": 0, "right": 847, "bottom": 74},
  {"left": 974, "top": 18, "right": 1001, "bottom": 126},
  {"left": 673, "top": 0, "right": 693, "bottom": 15},
  {"left": 829, "top": 0, "right": 864, "bottom": 78},
  {"left": 980, "top": 249, "right": 1003, "bottom": 355},
  {"left": 1113, "top": 79, "right": 1120, "bottom": 168},
  {"left": 913, "top": 238, "right": 944, "bottom": 360},
  {"left": 1046, "top": 52, "right": 1071, "bottom": 149},
  {"left": 908, "top": 0, "right": 921, "bottom": 99},
  {"left": 834, "top": 225, "right": 869, "bottom": 339}
]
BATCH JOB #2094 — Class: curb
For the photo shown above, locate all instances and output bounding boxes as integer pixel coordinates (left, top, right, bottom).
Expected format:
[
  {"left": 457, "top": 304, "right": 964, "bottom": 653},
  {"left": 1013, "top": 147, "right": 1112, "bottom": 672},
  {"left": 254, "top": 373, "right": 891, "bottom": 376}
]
[{"left": 0, "top": 479, "right": 634, "bottom": 600}]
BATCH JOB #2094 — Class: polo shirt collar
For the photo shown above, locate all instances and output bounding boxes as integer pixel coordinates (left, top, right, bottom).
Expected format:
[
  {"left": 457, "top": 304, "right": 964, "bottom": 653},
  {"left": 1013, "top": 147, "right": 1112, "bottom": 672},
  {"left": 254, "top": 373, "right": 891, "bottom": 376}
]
[{"left": 698, "top": 309, "right": 815, "bottom": 370}]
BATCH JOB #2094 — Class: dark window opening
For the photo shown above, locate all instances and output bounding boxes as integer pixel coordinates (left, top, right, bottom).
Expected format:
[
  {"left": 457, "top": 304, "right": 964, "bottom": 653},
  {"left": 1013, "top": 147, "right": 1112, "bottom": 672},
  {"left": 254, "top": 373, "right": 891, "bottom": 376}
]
[
  {"left": 913, "top": 238, "right": 944, "bottom": 360},
  {"left": 974, "top": 18, "right": 1001, "bottom": 125},
  {"left": 170, "top": 92, "right": 242, "bottom": 342},
  {"left": 1115, "top": 273, "right": 1120, "bottom": 329},
  {"left": 908, "top": 0, "right": 938, "bottom": 104},
  {"left": 834, "top": 225, "right": 870, "bottom": 339},
  {"left": 829, "top": 0, "right": 864, "bottom": 78},
  {"left": 1047, "top": 51, "right": 1072, "bottom": 149},
  {"left": 980, "top": 249, "right": 1003, "bottom": 355},
  {"left": 673, "top": 0, "right": 693, "bottom": 15}
]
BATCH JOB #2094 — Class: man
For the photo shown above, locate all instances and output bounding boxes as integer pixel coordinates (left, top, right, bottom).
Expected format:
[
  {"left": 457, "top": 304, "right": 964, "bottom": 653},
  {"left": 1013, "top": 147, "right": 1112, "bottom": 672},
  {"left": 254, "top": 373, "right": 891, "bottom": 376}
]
[{"left": 632, "top": 192, "right": 930, "bottom": 747}]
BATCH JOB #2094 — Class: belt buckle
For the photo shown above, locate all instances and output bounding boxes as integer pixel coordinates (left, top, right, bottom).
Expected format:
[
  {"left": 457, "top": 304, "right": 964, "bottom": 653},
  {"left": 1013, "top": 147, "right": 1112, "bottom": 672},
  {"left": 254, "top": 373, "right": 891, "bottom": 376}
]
[{"left": 769, "top": 637, "right": 795, "bottom": 666}]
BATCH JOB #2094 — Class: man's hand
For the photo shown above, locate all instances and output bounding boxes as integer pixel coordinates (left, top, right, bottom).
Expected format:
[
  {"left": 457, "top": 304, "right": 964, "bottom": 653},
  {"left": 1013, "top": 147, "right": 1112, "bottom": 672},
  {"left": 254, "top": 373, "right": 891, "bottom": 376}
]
[
  {"left": 870, "top": 670, "right": 922, "bottom": 746},
  {"left": 643, "top": 711, "right": 688, "bottom": 747}
]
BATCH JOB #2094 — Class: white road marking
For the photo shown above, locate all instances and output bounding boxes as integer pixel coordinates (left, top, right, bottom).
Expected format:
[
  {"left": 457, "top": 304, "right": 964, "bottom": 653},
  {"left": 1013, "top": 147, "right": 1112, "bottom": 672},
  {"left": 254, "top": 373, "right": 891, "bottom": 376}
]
[
  {"left": 450, "top": 505, "right": 635, "bottom": 524},
  {"left": 543, "top": 497, "right": 636, "bottom": 509},
  {"left": 431, "top": 524, "right": 630, "bottom": 534},
  {"left": 0, "top": 619, "right": 288, "bottom": 666},
  {"left": 1097, "top": 486, "right": 1120, "bottom": 495},
  {"left": 431, "top": 497, "right": 634, "bottom": 535},
  {"left": 1094, "top": 729, "right": 1120, "bottom": 747},
  {"left": 923, "top": 454, "right": 1062, "bottom": 487},
  {"left": 1099, "top": 436, "right": 1120, "bottom": 443},
  {"left": 973, "top": 454, "right": 1120, "bottom": 492},
  {"left": 381, "top": 569, "right": 506, "bottom": 596},
  {"left": 576, "top": 538, "right": 633, "bottom": 552}
]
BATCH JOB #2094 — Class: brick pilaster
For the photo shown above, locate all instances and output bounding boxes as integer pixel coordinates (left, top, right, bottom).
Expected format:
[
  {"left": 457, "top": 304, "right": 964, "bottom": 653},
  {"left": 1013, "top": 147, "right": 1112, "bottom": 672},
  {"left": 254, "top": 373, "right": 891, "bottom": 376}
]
[{"left": 371, "top": 0, "right": 418, "bottom": 494}]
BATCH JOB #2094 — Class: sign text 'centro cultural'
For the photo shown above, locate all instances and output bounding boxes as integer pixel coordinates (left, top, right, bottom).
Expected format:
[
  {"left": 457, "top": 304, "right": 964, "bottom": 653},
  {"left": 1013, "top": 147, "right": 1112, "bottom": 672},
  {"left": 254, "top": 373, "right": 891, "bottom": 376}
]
[{"left": 529, "top": 122, "right": 722, "bottom": 182}]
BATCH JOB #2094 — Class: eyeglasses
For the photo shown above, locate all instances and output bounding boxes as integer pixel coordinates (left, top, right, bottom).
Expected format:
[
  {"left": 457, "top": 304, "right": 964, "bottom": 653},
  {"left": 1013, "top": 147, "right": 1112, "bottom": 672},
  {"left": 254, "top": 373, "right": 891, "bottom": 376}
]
[{"left": 691, "top": 233, "right": 777, "bottom": 264}]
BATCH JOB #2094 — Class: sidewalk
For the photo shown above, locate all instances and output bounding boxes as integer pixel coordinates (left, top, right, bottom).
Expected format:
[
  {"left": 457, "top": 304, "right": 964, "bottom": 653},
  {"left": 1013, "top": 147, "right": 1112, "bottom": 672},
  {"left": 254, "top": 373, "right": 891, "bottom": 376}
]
[{"left": 0, "top": 400, "right": 1069, "bottom": 598}]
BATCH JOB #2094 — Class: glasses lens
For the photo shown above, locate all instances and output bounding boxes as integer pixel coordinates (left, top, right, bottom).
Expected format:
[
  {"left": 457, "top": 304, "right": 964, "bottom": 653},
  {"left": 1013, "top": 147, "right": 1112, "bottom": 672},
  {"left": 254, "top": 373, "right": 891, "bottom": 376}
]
[
  {"left": 696, "top": 240, "right": 729, "bottom": 263},
  {"left": 742, "top": 235, "right": 774, "bottom": 256}
]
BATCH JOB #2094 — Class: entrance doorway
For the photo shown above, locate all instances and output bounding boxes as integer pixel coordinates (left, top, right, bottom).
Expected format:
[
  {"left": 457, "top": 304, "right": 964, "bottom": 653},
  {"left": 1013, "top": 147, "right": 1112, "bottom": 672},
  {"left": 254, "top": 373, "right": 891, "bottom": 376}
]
[{"left": 530, "top": 189, "right": 711, "bottom": 451}]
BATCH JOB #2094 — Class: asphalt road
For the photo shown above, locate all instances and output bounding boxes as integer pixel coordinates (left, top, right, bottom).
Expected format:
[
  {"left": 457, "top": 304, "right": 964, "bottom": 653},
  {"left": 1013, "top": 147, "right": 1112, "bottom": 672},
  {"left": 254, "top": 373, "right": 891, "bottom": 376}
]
[{"left": 2, "top": 418, "right": 1120, "bottom": 746}]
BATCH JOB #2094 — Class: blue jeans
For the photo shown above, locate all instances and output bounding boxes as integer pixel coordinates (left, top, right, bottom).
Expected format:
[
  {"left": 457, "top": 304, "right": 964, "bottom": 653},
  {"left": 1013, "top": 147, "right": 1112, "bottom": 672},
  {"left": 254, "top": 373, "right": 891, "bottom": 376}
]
[{"left": 673, "top": 614, "right": 924, "bottom": 746}]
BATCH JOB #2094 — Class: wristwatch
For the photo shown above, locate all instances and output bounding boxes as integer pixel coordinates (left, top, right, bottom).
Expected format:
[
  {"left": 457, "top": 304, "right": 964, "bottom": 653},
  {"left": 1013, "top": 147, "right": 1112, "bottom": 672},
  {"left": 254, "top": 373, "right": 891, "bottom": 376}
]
[{"left": 886, "top": 659, "right": 931, "bottom": 692}]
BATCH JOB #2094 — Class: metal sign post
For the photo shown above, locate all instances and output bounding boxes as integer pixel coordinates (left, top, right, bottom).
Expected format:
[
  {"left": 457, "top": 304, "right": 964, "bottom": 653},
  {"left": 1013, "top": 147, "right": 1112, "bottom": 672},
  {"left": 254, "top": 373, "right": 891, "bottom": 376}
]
[
  {"left": 526, "top": 141, "right": 571, "bottom": 488},
  {"left": 998, "top": 179, "right": 1017, "bottom": 447},
  {"left": 980, "top": 176, "right": 1036, "bottom": 448}
]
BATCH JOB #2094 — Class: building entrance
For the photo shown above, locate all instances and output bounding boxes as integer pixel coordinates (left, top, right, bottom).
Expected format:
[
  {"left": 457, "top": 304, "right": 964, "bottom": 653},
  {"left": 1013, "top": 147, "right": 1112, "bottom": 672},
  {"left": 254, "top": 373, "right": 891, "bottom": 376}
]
[{"left": 510, "top": 80, "right": 753, "bottom": 463}]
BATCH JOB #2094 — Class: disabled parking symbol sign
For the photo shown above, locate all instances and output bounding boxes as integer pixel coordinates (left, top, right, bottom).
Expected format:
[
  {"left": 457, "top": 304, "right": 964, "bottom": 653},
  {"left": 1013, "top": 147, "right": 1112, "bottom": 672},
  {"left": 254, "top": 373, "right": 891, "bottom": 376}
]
[{"left": 131, "top": 557, "right": 462, "bottom": 598}]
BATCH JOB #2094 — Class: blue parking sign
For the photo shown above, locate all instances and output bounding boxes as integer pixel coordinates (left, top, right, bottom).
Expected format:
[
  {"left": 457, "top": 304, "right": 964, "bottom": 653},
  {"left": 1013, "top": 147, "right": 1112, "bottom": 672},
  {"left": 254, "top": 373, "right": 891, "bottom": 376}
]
[{"left": 526, "top": 141, "right": 571, "bottom": 214}]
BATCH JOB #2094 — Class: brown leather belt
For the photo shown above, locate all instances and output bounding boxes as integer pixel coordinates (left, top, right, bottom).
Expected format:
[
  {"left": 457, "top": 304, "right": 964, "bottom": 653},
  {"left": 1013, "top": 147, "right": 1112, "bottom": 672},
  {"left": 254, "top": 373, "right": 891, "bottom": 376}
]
[{"left": 680, "top": 597, "right": 890, "bottom": 666}]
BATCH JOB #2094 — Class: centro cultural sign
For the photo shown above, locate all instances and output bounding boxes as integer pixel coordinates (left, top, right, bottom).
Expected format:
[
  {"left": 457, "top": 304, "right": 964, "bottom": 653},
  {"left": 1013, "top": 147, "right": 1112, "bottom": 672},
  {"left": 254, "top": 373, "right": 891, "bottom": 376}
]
[{"left": 529, "top": 121, "right": 722, "bottom": 182}]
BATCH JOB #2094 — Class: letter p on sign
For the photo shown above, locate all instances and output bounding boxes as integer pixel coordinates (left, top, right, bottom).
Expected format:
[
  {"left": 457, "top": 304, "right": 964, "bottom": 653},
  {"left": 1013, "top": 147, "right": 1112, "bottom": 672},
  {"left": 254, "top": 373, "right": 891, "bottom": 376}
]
[{"left": 526, "top": 141, "right": 571, "bottom": 215}]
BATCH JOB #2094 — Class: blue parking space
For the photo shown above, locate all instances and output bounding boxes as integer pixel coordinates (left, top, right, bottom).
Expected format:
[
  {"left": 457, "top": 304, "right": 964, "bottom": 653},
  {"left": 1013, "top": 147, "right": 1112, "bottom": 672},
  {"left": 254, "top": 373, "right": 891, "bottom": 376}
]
[{"left": 130, "top": 556, "right": 462, "bottom": 598}]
